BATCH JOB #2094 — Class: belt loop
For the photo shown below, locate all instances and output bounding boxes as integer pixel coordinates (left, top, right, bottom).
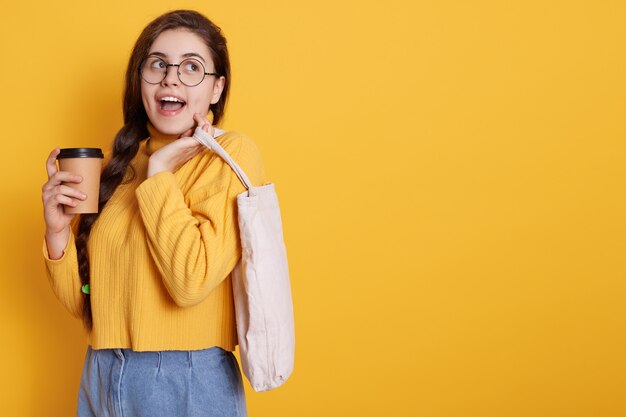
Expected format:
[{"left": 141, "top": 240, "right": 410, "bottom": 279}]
[
  {"left": 157, "top": 351, "right": 162, "bottom": 373},
  {"left": 188, "top": 351, "right": 193, "bottom": 369}
]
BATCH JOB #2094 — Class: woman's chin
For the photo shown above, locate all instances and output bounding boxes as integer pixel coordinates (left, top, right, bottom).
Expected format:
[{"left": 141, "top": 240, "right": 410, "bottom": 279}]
[{"left": 151, "top": 120, "right": 194, "bottom": 137}]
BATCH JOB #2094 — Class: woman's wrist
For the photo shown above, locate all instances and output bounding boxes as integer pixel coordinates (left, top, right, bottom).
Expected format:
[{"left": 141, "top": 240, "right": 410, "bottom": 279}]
[
  {"left": 147, "top": 159, "right": 169, "bottom": 178},
  {"left": 45, "top": 227, "right": 71, "bottom": 260}
]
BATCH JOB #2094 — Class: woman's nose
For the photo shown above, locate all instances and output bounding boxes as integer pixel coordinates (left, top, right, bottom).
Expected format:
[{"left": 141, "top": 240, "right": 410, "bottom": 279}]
[{"left": 161, "top": 64, "right": 180, "bottom": 86}]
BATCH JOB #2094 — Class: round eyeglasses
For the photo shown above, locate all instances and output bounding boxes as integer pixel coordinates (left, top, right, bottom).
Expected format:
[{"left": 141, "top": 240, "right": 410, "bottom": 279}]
[{"left": 140, "top": 56, "right": 218, "bottom": 87}]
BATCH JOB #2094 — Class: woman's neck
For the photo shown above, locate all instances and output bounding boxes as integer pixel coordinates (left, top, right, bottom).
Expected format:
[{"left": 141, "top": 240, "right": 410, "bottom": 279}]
[{"left": 145, "top": 123, "right": 179, "bottom": 155}]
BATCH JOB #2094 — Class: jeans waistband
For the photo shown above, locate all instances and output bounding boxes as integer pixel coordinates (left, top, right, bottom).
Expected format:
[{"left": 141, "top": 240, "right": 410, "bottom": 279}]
[{"left": 90, "top": 345, "right": 230, "bottom": 370}]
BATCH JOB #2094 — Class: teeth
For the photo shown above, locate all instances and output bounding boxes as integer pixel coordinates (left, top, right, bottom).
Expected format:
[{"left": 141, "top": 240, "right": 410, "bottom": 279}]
[{"left": 160, "top": 96, "right": 184, "bottom": 102}]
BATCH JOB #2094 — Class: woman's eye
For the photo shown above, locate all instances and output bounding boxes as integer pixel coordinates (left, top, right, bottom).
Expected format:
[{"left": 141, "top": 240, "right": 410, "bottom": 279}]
[
  {"left": 184, "top": 61, "right": 201, "bottom": 72},
  {"left": 151, "top": 59, "right": 166, "bottom": 69}
]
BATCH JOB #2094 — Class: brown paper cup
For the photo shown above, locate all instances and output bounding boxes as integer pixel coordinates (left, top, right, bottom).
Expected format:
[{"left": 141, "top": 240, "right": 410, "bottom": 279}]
[{"left": 57, "top": 148, "right": 104, "bottom": 214}]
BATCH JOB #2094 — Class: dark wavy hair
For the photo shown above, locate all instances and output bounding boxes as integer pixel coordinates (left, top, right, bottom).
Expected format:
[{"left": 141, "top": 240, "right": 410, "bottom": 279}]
[{"left": 76, "top": 10, "right": 231, "bottom": 330}]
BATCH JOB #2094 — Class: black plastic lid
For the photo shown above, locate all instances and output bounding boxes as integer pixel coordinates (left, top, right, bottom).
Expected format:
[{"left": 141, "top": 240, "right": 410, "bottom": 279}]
[{"left": 57, "top": 148, "right": 104, "bottom": 159}]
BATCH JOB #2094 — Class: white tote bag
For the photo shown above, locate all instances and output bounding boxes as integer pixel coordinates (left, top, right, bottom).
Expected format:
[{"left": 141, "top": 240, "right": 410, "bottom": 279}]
[{"left": 193, "top": 127, "right": 295, "bottom": 392}]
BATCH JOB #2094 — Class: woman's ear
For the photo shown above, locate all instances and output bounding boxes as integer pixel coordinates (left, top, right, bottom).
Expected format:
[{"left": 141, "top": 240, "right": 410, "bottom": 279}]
[{"left": 210, "top": 76, "right": 226, "bottom": 104}]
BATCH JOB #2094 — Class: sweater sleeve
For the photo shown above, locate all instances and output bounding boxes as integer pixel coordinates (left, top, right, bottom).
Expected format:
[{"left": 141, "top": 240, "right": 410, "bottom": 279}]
[
  {"left": 135, "top": 134, "right": 266, "bottom": 307},
  {"left": 42, "top": 228, "right": 83, "bottom": 318}
]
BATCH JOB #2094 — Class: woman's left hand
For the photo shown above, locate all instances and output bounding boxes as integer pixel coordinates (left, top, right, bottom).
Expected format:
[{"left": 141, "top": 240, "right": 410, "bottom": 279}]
[{"left": 147, "top": 113, "right": 214, "bottom": 177}]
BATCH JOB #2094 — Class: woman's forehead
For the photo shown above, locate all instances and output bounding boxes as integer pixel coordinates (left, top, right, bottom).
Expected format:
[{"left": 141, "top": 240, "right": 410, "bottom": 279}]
[{"left": 148, "top": 29, "right": 212, "bottom": 61}]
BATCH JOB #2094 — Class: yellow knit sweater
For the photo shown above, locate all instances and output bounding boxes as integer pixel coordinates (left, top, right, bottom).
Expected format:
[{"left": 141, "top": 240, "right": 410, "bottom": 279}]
[{"left": 43, "top": 124, "right": 266, "bottom": 351}]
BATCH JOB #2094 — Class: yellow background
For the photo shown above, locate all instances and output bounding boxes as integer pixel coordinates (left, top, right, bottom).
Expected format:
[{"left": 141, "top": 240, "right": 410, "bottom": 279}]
[{"left": 1, "top": 0, "right": 624, "bottom": 415}]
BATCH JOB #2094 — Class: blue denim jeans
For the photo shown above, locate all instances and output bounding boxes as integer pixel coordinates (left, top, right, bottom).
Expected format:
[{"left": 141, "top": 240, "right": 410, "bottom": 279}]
[{"left": 77, "top": 346, "right": 247, "bottom": 417}]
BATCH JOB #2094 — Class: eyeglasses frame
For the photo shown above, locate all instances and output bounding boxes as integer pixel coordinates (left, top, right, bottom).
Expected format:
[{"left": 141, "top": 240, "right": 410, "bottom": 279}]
[{"left": 140, "top": 57, "right": 218, "bottom": 87}]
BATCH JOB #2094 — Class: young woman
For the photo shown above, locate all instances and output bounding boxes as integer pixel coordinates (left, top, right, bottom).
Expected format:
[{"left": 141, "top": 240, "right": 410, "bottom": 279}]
[{"left": 41, "top": 10, "right": 264, "bottom": 416}]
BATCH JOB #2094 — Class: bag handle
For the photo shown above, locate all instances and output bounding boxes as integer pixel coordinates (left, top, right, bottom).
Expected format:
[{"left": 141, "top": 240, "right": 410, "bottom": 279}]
[{"left": 193, "top": 126, "right": 253, "bottom": 191}]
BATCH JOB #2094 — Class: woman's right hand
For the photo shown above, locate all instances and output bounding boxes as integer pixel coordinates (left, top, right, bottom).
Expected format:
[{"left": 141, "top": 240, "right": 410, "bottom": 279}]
[{"left": 42, "top": 148, "right": 87, "bottom": 257}]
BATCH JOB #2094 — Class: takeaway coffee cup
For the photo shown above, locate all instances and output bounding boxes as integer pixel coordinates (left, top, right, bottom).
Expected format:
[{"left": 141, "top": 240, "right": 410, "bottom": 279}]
[{"left": 56, "top": 148, "right": 104, "bottom": 214}]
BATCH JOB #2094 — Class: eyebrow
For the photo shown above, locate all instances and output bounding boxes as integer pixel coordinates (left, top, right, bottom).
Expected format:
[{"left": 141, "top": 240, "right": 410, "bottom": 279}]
[{"left": 148, "top": 51, "right": 206, "bottom": 63}]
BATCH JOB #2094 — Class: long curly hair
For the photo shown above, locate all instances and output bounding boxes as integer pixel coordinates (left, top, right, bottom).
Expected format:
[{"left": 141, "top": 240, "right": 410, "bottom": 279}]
[{"left": 75, "top": 10, "right": 231, "bottom": 330}]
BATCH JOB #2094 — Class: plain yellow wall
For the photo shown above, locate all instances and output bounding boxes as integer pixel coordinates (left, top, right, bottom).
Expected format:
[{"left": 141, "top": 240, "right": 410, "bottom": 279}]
[{"left": 1, "top": 0, "right": 625, "bottom": 416}]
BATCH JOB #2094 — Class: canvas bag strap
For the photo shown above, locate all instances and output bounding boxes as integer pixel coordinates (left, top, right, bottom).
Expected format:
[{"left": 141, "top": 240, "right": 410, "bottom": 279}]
[{"left": 192, "top": 126, "right": 253, "bottom": 191}]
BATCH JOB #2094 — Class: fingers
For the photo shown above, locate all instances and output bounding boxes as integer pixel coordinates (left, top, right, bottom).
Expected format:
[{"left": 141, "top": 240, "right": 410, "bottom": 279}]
[
  {"left": 158, "top": 137, "right": 205, "bottom": 156},
  {"left": 175, "top": 137, "right": 205, "bottom": 150},
  {"left": 179, "top": 138, "right": 205, "bottom": 161},
  {"left": 52, "top": 193, "right": 79, "bottom": 208},
  {"left": 45, "top": 149, "right": 84, "bottom": 192},
  {"left": 42, "top": 149, "right": 87, "bottom": 227},
  {"left": 193, "top": 113, "right": 207, "bottom": 128},
  {"left": 42, "top": 172, "right": 83, "bottom": 211},
  {"left": 180, "top": 113, "right": 212, "bottom": 139},
  {"left": 46, "top": 148, "right": 60, "bottom": 179},
  {"left": 55, "top": 184, "right": 87, "bottom": 201},
  {"left": 43, "top": 183, "right": 87, "bottom": 202},
  {"left": 43, "top": 184, "right": 86, "bottom": 210},
  {"left": 44, "top": 171, "right": 83, "bottom": 189},
  {"left": 193, "top": 113, "right": 215, "bottom": 136},
  {"left": 147, "top": 136, "right": 205, "bottom": 176},
  {"left": 202, "top": 123, "right": 214, "bottom": 136}
]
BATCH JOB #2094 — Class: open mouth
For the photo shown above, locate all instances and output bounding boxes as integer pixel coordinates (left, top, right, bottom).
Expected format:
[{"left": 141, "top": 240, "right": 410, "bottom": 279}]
[{"left": 159, "top": 96, "right": 187, "bottom": 112}]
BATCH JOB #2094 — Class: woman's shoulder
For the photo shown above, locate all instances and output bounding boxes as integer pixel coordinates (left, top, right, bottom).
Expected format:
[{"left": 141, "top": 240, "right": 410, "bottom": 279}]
[
  {"left": 195, "top": 130, "right": 263, "bottom": 167},
  {"left": 194, "top": 130, "right": 266, "bottom": 186},
  {"left": 213, "top": 130, "right": 262, "bottom": 159}
]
